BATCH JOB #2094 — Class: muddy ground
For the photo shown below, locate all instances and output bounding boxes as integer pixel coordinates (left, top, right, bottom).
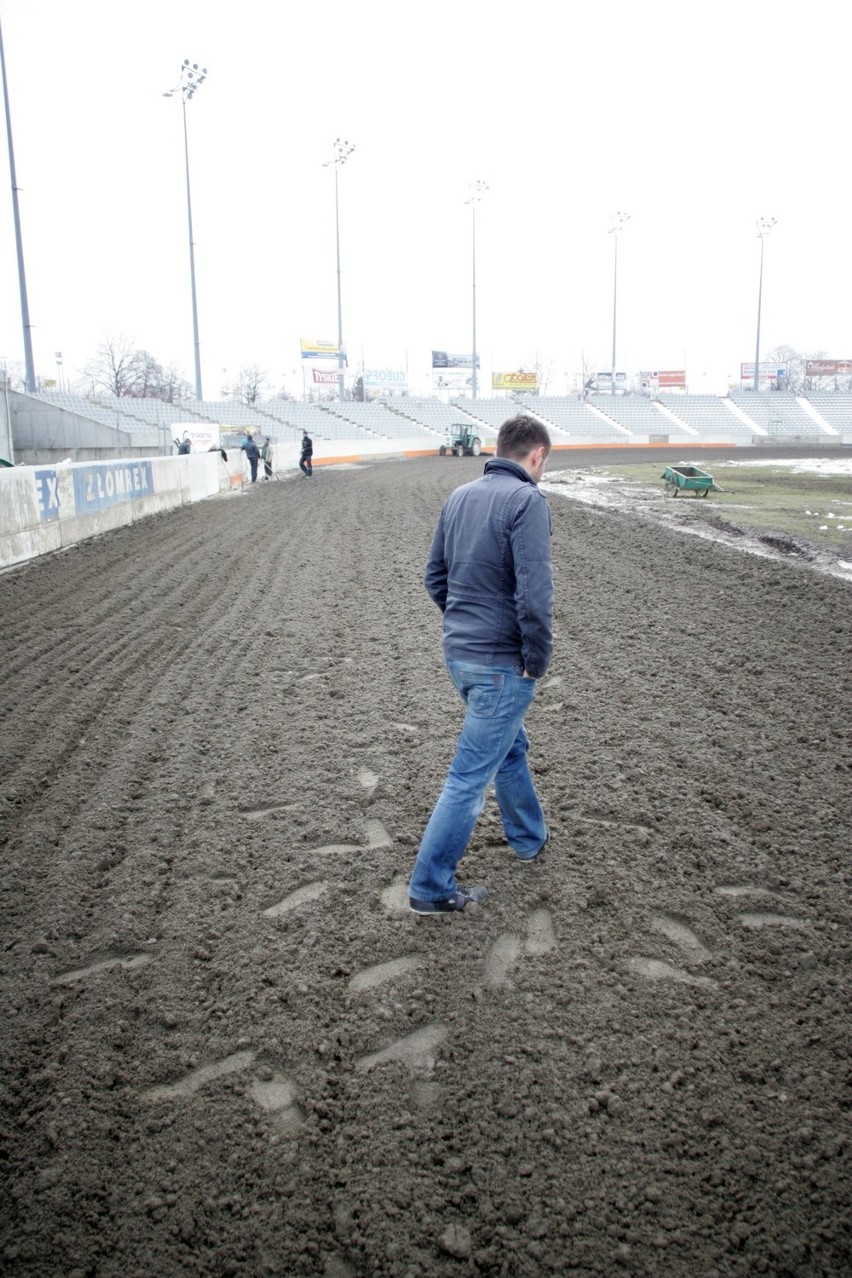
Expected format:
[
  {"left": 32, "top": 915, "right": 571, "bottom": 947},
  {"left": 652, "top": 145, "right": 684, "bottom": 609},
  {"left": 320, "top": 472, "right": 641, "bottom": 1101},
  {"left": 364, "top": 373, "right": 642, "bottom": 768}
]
[{"left": 1, "top": 451, "right": 850, "bottom": 1277}]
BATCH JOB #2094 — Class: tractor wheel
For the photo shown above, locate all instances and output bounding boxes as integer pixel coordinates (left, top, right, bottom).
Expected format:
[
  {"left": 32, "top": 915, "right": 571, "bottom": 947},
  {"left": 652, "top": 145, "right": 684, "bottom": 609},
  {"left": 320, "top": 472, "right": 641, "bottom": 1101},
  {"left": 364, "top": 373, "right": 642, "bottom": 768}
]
[
  {"left": 455, "top": 444, "right": 465, "bottom": 457},
  {"left": 470, "top": 437, "right": 481, "bottom": 456},
  {"left": 439, "top": 445, "right": 447, "bottom": 456}
]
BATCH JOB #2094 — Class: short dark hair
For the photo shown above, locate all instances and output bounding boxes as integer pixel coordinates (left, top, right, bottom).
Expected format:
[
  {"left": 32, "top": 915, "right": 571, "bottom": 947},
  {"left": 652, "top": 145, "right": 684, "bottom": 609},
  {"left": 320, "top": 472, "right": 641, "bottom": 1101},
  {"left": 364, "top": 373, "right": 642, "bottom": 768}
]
[{"left": 496, "top": 414, "right": 551, "bottom": 460}]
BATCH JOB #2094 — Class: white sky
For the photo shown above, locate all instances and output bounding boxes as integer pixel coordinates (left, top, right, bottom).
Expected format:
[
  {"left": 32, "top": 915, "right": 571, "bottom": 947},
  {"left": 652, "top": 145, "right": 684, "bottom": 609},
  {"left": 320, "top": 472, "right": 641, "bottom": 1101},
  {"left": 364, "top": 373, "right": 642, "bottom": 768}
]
[{"left": 1, "top": 0, "right": 850, "bottom": 398}]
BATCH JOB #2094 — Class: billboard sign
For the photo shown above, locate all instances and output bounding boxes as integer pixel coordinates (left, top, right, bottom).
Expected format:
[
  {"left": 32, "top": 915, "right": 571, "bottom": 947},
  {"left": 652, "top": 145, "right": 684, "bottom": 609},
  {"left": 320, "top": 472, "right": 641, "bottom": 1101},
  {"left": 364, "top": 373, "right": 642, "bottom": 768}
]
[
  {"left": 364, "top": 368, "right": 408, "bottom": 390},
  {"left": 805, "top": 359, "right": 852, "bottom": 377},
  {"left": 641, "top": 369, "right": 686, "bottom": 389},
  {"left": 492, "top": 372, "right": 538, "bottom": 391},
  {"left": 433, "top": 369, "right": 473, "bottom": 390},
  {"left": 740, "top": 362, "right": 786, "bottom": 389},
  {"left": 312, "top": 368, "right": 339, "bottom": 385},
  {"left": 594, "top": 371, "right": 627, "bottom": 389},
  {"left": 432, "top": 351, "right": 479, "bottom": 369},
  {"left": 173, "top": 423, "right": 221, "bottom": 453},
  {"left": 301, "top": 337, "right": 346, "bottom": 361}
]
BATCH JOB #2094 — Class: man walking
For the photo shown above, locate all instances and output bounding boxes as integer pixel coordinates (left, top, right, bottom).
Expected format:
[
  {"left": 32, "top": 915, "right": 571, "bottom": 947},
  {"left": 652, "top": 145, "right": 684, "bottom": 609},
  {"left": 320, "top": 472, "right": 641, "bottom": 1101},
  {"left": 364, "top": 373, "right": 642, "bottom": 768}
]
[
  {"left": 408, "top": 415, "right": 554, "bottom": 915},
  {"left": 299, "top": 430, "right": 313, "bottom": 477}
]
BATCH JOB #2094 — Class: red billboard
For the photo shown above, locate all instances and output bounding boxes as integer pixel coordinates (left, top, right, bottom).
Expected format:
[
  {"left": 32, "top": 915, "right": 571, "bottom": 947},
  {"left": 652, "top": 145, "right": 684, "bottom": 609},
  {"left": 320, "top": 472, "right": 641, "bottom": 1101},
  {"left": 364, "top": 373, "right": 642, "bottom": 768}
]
[
  {"left": 805, "top": 359, "right": 852, "bottom": 377},
  {"left": 641, "top": 370, "right": 686, "bottom": 389}
]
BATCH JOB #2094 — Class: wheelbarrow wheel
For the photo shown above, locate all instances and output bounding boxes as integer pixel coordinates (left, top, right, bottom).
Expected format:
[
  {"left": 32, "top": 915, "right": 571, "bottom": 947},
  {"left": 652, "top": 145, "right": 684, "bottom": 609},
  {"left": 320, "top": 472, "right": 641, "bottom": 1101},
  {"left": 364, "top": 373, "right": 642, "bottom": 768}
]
[{"left": 698, "top": 488, "right": 709, "bottom": 498}]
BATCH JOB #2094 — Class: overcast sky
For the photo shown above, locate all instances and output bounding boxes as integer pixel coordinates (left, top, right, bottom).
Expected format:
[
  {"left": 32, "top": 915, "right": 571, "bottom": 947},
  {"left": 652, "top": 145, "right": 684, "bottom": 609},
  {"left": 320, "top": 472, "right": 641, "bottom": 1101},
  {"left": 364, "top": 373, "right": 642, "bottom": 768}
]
[{"left": 1, "top": 0, "right": 850, "bottom": 398}]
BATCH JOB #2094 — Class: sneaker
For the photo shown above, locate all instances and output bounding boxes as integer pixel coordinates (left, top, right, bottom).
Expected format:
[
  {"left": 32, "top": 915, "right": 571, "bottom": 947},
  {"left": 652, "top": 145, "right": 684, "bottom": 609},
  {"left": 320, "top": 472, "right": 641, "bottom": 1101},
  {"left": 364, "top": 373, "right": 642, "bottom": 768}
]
[
  {"left": 409, "top": 885, "right": 487, "bottom": 915},
  {"left": 516, "top": 826, "right": 550, "bottom": 863}
]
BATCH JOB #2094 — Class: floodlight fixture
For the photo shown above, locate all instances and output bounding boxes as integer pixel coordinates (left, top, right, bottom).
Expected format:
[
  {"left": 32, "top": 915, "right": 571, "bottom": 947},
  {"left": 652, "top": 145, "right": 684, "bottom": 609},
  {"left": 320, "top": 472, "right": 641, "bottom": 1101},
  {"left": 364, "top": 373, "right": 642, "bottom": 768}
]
[
  {"left": 465, "top": 181, "right": 489, "bottom": 399},
  {"left": 324, "top": 138, "right": 357, "bottom": 401},
  {"left": 753, "top": 216, "right": 777, "bottom": 391},
  {"left": 608, "top": 211, "right": 630, "bottom": 396},
  {"left": 164, "top": 59, "right": 208, "bottom": 400}
]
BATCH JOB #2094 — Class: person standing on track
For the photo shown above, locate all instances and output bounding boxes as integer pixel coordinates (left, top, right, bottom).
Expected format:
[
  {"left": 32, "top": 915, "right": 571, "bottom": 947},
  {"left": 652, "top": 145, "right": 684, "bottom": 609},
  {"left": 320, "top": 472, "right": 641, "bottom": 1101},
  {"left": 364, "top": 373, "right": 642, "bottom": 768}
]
[
  {"left": 261, "top": 437, "right": 274, "bottom": 480},
  {"left": 241, "top": 432, "right": 261, "bottom": 484},
  {"left": 408, "top": 414, "right": 554, "bottom": 915},
  {"left": 299, "top": 430, "right": 313, "bottom": 477}
]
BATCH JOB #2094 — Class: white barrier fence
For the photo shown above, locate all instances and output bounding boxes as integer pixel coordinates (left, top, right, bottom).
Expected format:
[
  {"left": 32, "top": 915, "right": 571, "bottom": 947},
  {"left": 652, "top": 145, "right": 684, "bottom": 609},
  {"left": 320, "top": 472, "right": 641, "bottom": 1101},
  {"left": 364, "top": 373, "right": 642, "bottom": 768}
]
[{"left": 0, "top": 436, "right": 441, "bottom": 571}]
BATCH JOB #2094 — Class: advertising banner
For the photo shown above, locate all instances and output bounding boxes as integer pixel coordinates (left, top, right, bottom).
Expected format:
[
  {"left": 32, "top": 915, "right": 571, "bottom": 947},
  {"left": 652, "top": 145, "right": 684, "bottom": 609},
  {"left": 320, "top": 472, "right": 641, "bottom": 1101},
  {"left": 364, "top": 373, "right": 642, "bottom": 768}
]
[
  {"left": 300, "top": 337, "right": 346, "bottom": 361},
  {"left": 805, "top": 359, "right": 852, "bottom": 377},
  {"left": 174, "top": 423, "right": 220, "bottom": 454},
  {"left": 34, "top": 469, "right": 61, "bottom": 522},
  {"left": 433, "top": 369, "right": 474, "bottom": 390},
  {"left": 364, "top": 368, "right": 408, "bottom": 390},
  {"left": 72, "top": 461, "right": 155, "bottom": 513},
  {"left": 595, "top": 371, "right": 627, "bottom": 389},
  {"left": 640, "top": 370, "right": 687, "bottom": 390},
  {"left": 492, "top": 372, "right": 538, "bottom": 391},
  {"left": 740, "top": 362, "right": 786, "bottom": 389},
  {"left": 312, "top": 368, "right": 340, "bottom": 385},
  {"left": 432, "top": 351, "right": 479, "bottom": 369}
]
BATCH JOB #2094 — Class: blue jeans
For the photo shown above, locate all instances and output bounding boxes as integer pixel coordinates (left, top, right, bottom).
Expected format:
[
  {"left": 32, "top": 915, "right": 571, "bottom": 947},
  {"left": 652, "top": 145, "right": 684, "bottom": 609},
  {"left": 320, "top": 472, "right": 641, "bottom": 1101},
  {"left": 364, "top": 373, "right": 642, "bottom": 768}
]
[{"left": 408, "top": 660, "right": 546, "bottom": 902}]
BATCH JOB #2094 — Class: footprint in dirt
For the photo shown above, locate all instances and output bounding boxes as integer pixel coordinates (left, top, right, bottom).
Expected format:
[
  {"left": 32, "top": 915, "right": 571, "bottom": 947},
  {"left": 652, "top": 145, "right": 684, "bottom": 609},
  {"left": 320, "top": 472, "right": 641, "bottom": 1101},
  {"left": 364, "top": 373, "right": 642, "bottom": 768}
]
[
  {"left": 52, "top": 952, "right": 154, "bottom": 985},
  {"left": 626, "top": 886, "right": 811, "bottom": 988},
  {"left": 143, "top": 1051, "right": 304, "bottom": 1133},
  {"left": 484, "top": 908, "right": 557, "bottom": 989}
]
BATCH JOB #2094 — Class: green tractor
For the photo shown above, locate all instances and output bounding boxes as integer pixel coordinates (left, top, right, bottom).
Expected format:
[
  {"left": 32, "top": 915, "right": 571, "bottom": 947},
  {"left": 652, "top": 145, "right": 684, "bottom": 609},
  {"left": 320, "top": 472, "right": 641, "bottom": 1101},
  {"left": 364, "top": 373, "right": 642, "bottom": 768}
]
[{"left": 439, "top": 424, "right": 482, "bottom": 457}]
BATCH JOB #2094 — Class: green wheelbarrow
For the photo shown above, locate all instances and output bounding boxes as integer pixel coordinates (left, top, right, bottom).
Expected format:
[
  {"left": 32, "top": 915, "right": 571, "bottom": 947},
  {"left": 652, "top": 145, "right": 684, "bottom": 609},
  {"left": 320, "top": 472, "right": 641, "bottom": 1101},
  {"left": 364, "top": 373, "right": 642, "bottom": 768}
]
[{"left": 661, "top": 465, "right": 722, "bottom": 498}]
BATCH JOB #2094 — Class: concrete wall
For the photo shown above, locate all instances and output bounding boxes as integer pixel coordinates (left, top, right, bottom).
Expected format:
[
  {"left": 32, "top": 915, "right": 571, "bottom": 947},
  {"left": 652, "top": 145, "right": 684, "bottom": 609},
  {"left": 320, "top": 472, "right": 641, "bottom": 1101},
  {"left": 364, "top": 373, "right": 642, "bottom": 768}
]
[
  {"left": 0, "top": 436, "right": 442, "bottom": 571},
  {"left": 0, "top": 376, "right": 13, "bottom": 464},
  {"left": 0, "top": 452, "right": 222, "bottom": 571},
  {"left": 9, "top": 391, "right": 165, "bottom": 464}
]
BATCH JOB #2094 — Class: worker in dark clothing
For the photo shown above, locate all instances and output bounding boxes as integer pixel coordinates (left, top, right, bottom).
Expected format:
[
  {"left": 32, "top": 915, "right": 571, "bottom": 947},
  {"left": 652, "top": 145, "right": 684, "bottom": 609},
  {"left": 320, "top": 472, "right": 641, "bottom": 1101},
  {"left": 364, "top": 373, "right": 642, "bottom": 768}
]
[
  {"left": 299, "top": 430, "right": 313, "bottom": 477},
  {"left": 241, "top": 432, "right": 261, "bottom": 483}
]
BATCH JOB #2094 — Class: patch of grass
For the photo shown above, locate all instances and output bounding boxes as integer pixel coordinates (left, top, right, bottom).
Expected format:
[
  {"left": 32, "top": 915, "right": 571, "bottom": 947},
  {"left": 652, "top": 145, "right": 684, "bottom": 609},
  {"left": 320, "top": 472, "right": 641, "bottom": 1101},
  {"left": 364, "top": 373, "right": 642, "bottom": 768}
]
[{"left": 595, "top": 462, "right": 852, "bottom": 549}]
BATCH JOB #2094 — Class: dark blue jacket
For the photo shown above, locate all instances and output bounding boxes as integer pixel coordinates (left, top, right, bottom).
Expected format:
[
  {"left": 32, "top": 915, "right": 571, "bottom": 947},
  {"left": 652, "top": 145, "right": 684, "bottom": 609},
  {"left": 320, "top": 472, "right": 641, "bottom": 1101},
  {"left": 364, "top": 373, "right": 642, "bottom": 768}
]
[{"left": 424, "top": 457, "right": 553, "bottom": 678}]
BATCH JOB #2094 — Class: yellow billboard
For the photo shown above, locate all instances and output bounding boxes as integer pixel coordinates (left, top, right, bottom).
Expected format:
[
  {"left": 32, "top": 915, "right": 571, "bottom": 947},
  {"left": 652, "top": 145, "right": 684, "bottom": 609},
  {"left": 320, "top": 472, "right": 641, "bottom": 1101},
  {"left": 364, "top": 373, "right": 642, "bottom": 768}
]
[
  {"left": 300, "top": 337, "right": 344, "bottom": 360},
  {"left": 492, "top": 371, "right": 538, "bottom": 391}
]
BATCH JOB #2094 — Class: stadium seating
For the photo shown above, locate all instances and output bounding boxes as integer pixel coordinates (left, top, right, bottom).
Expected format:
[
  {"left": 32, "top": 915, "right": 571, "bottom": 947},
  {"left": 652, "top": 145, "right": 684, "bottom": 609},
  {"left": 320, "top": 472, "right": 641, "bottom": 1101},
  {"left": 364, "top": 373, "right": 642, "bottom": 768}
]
[
  {"left": 656, "top": 394, "right": 755, "bottom": 440},
  {"left": 728, "top": 391, "right": 832, "bottom": 437},
  {"left": 523, "top": 396, "right": 632, "bottom": 441},
  {"left": 801, "top": 393, "right": 850, "bottom": 436},
  {"left": 27, "top": 389, "right": 852, "bottom": 452}
]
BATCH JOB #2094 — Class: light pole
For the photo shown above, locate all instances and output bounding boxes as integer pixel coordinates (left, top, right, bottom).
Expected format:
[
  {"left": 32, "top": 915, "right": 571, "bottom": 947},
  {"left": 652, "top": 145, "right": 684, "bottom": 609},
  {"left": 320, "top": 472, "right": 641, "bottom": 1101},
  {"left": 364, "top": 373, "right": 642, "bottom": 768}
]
[
  {"left": 164, "top": 60, "right": 207, "bottom": 401},
  {"left": 609, "top": 211, "right": 629, "bottom": 395},
  {"left": 0, "top": 16, "right": 35, "bottom": 393},
  {"left": 324, "top": 138, "right": 355, "bottom": 402},
  {"left": 753, "top": 216, "right": 777, "bottom": 392},
  {"left": 466, "top": 180, "right": 488, "bottom": 399}
]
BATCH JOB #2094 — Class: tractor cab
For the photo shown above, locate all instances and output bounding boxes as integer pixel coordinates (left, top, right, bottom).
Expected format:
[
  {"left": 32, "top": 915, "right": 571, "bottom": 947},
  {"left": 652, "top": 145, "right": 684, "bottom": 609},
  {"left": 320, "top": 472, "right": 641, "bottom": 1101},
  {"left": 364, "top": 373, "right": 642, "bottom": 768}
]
[{"left": 439, "top": 424, "right": 482, "bottom": 457}]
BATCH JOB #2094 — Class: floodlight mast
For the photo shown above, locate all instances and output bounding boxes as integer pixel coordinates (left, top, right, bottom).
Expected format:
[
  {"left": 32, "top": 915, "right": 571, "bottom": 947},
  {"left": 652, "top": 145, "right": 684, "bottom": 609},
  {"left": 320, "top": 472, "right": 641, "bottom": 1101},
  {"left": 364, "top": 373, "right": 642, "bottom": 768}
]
[
  {"left": 609, "top": 211, "right": 630, "bottom": 396},
  {"left": 465, "top": 181, "right": 488, "bottom": 399},
  {"left": 324, "top": 138, "right": 356, "bottom": 402},
  {"left": 164, "top": 60, "right": 208, "bottom": 400},
  {"left": 753, "top": 216, "right": 777, "bottom": 392},
  {"left": 0, "top": 16, "right": 35, "bottom": 394}
]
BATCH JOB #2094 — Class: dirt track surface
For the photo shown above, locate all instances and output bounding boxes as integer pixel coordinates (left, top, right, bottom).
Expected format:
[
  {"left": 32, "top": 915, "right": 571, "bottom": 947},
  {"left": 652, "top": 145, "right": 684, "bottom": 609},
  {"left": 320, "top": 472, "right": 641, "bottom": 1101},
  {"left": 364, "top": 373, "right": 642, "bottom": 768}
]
[{"left": 1, "top": 455, "right": 850, "bottom": 1277}]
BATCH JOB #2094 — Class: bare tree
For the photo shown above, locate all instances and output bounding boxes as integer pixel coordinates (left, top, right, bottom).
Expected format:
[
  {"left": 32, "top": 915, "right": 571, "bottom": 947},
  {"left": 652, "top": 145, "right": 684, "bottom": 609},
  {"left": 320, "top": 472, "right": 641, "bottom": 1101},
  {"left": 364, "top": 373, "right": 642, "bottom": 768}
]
[
  {"left": 84, "top": 337, "right": 191, "bottom": 401},
  {"left": 763, "top": 344, "right": 852, "bottom": 393},
  {"left": 529, "top": 352, "right": 555, "bottom": 395},
  {"left": 233, "top": 365, "right": 269, "bottom": 404},
  {"left": 2, "top": 362, "right": 47, "bottom": 393},
  {"left": 85, "top": 336, "right": 140, "bottom": 397}
]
